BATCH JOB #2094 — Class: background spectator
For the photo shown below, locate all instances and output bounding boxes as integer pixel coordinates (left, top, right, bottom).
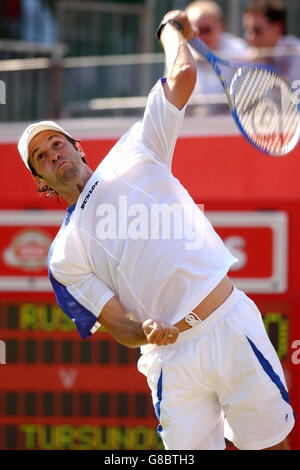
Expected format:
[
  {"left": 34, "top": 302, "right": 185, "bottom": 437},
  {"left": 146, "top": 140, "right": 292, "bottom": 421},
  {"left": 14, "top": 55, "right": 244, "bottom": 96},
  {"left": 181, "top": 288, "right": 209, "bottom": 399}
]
[
  {"left": 186, "top": 0, "right": 246, "bottom": 52},
  {"left": 185, "top": 1, "right": 247, "bottom": 114},
  {"left": 243, "top": 0, "right": 300, "bottom": 83}
]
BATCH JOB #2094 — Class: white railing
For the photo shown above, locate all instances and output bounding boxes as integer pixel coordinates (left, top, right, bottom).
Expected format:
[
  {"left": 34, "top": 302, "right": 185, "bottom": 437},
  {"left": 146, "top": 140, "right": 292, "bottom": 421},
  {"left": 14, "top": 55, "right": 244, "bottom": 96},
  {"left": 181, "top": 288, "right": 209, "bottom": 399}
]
[{"left": 0, "top": 47, "right": 299, "bottom": 121}]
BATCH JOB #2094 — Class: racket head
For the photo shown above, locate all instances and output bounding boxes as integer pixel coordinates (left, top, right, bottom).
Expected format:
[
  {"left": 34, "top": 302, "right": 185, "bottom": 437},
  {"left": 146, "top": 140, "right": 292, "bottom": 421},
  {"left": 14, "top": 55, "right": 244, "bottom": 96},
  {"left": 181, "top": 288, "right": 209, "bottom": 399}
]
[{"left": 230, "top": 64, "right": 300, "bottom": 156}]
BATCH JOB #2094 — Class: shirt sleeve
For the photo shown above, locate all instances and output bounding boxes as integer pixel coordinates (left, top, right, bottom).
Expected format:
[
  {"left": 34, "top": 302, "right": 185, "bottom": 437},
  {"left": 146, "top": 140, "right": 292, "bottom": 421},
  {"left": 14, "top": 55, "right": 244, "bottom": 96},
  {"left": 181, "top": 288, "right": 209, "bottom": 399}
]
[
  {"left": 48, "top": 230, "right": 115, "bottom": 339},
  {"left": 136, "top": 78, "right": 186, "bottom": 169},
  {"left": 48, "top": 269, "right": 115, "bottom": 339}
]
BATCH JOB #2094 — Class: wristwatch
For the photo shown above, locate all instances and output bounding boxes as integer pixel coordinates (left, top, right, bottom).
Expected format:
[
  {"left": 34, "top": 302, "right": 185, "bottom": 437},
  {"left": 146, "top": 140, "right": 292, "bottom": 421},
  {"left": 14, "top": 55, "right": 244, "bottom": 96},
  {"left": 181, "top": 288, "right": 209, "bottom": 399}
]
[{"left": 156, "top": 18, "right": 184, "bottom": 41}]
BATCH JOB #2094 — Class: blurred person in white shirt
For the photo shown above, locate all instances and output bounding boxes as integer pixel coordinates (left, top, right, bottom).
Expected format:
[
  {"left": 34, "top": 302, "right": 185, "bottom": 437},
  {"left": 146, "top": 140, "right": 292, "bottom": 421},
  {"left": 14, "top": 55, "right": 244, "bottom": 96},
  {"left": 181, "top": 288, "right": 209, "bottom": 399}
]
[
  {"left": 185, "top": 1, "right": 247, "bottom": 114},
  {"left": 243, "top": 0, "right": 300, "bottom": 84}
]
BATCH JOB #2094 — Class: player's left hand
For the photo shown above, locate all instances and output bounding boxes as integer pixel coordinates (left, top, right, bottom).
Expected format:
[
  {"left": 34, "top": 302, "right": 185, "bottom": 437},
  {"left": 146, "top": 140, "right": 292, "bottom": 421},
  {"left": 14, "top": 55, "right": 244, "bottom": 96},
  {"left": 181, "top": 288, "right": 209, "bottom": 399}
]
[{"left": 142, "top": 319, "right": 179, "bottom": 346}]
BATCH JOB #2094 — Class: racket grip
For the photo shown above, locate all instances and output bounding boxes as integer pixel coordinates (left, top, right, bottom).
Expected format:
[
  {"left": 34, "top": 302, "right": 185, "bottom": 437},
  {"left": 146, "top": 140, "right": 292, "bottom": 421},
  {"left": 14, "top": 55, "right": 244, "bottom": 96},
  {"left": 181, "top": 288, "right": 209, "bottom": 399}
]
[
  {"left": 189, "top": 37, "right": 213, "bottom": 61},
  {"left": 189, "top": 36, "right": 223, "bottom": 80}
]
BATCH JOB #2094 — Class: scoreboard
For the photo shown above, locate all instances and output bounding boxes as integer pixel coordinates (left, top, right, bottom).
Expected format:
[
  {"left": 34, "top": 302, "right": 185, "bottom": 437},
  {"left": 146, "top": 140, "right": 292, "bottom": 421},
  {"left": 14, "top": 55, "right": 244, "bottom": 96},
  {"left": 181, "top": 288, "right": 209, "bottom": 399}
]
[
  {"left": 0, "top": 208, "right": 299, "bottom": 450},
  {"left": 0, "top": 296, "right": 162, "bottom": 450}
]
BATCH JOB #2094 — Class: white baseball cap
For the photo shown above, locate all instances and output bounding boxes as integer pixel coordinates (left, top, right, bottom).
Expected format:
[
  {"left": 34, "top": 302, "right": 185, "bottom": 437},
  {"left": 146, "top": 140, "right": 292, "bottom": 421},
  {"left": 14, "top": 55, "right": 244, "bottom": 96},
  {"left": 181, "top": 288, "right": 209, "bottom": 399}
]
[{"left": 18, "top": 120, "right": 72, "bottom": 171}]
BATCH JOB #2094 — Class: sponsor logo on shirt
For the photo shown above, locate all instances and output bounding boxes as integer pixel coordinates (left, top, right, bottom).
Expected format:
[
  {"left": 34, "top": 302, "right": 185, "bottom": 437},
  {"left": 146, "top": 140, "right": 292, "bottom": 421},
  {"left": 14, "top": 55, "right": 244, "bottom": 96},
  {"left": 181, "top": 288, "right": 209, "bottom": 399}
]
[{"left": 81, "top": 180, "right": 99, "bottom": 210}]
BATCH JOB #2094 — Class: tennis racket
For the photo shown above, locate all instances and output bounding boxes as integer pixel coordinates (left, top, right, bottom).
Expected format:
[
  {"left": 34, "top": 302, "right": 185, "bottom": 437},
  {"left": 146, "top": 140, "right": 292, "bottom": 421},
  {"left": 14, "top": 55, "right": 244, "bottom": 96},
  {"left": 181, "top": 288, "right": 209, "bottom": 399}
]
[{"left": 189, "top": 36, "right": 300, "bottom": 156}]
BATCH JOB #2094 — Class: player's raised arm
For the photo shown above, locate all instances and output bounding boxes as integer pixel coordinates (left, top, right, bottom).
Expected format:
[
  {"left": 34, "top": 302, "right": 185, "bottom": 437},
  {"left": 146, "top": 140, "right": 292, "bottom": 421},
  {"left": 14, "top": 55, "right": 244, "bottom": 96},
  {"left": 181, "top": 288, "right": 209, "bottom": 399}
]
[{"left": 157, "top": 10, "right": 197, "bottom": 110}]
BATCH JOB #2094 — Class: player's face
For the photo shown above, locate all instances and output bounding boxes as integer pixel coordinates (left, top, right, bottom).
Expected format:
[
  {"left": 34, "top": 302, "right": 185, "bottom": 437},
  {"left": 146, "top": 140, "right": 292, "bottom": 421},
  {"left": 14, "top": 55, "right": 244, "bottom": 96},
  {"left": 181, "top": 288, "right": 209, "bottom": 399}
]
[
  {"left": 28, "top": 130, "right": 83, "bottom": 192},
  {"left": 188, "top": 11, "right": 223, "bottom": 50},
  {"left": 243, "top": 13, "right": 282, "bottom": 48}
]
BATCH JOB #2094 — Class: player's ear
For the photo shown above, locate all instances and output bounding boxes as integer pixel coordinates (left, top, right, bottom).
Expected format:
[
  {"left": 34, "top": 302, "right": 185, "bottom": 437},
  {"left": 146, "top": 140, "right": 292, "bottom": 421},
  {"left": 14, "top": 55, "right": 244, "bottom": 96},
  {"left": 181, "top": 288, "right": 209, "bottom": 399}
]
[
  {"left": 32, "top": 175, "right": 50, "bottom": 192},
  {"left": 75, "top": 141, "right": 85, "bottom": 160}
]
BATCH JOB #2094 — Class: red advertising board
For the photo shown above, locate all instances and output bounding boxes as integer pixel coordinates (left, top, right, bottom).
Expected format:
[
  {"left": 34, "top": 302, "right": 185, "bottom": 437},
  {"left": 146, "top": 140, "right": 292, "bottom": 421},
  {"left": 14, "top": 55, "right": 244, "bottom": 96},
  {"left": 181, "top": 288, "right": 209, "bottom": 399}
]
[
  {"left": 0, "top": 211, "right": 63, "bottom": 291},
  {"left": 0, "top": 209, "right": 289, "bottom": 294},
  {"left": 207, "top": 211, "right": 288, "bottom": 293}
]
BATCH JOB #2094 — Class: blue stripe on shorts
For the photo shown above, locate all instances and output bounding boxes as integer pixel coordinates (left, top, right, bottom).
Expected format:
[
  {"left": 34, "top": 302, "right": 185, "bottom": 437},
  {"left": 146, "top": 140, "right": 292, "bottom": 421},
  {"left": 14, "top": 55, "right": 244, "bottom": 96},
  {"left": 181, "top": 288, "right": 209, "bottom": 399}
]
[
  {"left": 246, "top": 336, "right": 291, "bottom": 406},
  {"left": 154, "top": 370, "right": 163, "bottom": 436}
]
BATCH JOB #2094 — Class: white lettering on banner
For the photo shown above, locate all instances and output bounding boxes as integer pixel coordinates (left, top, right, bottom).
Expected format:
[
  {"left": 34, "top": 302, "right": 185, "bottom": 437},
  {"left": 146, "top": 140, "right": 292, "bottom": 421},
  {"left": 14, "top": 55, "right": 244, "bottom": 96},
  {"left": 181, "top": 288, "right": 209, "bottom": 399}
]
[
  {"left": 206, "top": 210, "right": 288, "bottom": 293},
  {"left": 224, "top": 236, "right": 247, "bottom": 271},
  {"left": 58, "top": 368, "right": 78, "bottom": 388}
]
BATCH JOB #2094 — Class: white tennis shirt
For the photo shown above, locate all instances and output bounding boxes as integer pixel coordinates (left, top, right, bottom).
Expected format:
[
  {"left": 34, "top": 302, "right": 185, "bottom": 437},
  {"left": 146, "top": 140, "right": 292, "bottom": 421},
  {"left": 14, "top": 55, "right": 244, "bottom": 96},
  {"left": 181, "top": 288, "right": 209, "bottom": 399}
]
[{"left": 48, "top": 78, "right": 237, "bottom": 338}]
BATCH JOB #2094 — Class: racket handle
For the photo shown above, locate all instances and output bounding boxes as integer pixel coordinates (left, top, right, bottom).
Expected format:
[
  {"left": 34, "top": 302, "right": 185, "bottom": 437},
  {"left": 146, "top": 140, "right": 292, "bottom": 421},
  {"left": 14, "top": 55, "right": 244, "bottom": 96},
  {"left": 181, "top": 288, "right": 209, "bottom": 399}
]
[
  {"left": 188, "top": 36, "right": 224, "bottom": 85},
  {"left": 189, "top": 37, "right": 214, "bottom": 62}
]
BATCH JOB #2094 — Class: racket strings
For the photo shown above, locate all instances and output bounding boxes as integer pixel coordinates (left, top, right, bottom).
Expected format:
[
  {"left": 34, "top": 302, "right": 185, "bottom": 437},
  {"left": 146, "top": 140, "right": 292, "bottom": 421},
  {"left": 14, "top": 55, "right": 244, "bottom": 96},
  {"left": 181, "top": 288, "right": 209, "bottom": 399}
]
[
  {"left": 241, "top": 72, "right": 294, "bottom": 151},
  {"left": 233, "top": 67, "right": 299, "bottom": 155},
  {"left": 238, "top": 70, "right": 274, "bottom": 133}
]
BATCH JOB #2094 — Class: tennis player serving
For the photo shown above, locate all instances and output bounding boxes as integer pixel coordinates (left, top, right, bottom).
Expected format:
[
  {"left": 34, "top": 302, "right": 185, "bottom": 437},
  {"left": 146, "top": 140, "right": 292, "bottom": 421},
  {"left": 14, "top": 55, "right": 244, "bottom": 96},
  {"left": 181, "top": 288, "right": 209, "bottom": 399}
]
[{"left": 18, "top": 10, "right": 294, "bottom": 450}]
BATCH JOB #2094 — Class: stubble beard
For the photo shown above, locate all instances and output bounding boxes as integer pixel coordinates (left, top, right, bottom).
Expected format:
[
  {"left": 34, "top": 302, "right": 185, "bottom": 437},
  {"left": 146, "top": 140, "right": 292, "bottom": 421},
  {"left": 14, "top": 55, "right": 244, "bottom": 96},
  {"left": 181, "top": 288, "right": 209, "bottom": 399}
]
[{"left": 60, "top": 161, "right": 79, "bottom": 184}]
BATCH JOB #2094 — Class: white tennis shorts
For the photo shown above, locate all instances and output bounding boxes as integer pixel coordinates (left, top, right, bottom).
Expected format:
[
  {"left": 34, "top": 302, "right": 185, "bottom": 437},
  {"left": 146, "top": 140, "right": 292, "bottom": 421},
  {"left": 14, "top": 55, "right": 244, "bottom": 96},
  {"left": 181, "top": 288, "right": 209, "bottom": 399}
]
[{"left": 137, "top": 287, "right": 295, "bottom": 450}]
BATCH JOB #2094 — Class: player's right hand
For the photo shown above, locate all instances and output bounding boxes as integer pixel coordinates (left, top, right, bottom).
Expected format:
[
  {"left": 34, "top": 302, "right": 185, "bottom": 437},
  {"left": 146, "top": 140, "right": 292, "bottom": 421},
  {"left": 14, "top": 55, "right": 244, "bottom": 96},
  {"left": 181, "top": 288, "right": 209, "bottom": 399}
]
[
  {"left": 142, "top": 319, "right": 179, "bottom": 346},
  {"left": 162, "top": 10, "right": 196, "bottom": 42}
]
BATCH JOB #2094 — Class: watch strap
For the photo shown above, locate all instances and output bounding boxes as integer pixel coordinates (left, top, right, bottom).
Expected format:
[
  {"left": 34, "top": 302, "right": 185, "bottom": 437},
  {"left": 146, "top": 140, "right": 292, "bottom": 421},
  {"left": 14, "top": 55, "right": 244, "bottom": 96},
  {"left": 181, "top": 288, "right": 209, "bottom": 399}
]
[{"left": 156, "top": 18, "right": 184, "bottom": 41}]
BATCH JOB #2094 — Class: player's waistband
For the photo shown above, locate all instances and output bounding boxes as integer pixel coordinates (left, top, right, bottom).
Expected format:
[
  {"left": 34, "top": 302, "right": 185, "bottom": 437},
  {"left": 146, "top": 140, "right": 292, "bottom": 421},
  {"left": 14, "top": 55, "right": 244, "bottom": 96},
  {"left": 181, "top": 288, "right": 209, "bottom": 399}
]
[
  {"left": 140, "top": 286, "right": 245, "bottom": 354},
  {"left": 176, "top": 286, "right": 244, "bottom": 342}
]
